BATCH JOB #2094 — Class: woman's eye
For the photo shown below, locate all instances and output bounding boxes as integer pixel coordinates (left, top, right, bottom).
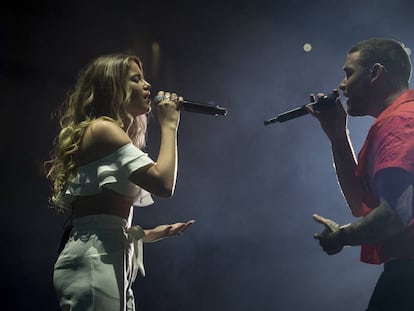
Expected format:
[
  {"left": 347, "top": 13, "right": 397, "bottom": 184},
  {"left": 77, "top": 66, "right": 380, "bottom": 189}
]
[{"left": 130, "top": 75, "right": 141, "bottom": 83}]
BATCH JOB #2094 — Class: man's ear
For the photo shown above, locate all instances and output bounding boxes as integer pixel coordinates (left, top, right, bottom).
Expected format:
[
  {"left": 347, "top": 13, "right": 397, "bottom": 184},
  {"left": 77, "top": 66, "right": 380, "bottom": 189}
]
[{"left": 370, "top": 63, "right": 385, "bottom": 80}]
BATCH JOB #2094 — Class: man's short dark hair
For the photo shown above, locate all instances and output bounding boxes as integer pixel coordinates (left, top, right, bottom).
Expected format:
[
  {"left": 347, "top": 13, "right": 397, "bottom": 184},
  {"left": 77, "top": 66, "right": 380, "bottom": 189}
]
[{"left": 349, "top": 38, "right": 412, "bottom": 85}]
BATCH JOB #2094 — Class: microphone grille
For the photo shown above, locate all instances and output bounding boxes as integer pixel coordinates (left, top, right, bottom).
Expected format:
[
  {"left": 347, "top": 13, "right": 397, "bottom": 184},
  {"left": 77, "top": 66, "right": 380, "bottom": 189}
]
[{"left": 153, "top": 95, "right": 165, "bottom": 104}]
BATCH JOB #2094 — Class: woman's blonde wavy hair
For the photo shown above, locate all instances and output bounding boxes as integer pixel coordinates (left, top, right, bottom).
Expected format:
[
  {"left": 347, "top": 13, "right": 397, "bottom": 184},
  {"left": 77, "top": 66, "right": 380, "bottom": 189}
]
[{"left": 45, "top": 53, "right": 148, "bottom": 210}]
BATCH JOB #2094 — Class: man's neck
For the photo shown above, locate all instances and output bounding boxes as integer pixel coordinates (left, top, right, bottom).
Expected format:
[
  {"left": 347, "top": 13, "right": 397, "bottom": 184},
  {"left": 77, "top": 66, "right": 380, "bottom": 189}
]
[{"left": 371, "top": 87, "right": 408, "bottom": 118}]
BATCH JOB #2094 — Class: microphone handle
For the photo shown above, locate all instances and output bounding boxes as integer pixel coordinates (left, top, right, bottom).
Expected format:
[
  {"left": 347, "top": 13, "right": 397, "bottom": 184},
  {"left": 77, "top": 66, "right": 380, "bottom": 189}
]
[
  {"left": 152, "top": 95, "right": 227, "bottom": 116},
  {"left": 264, "top": 92, "right": 338, "bottom": 125},
  {"left": 180, "top": 100, "right": 228, "bottom": 116},
  {"left": 274, "top": 106, "right": 309, "bottom": 123}
]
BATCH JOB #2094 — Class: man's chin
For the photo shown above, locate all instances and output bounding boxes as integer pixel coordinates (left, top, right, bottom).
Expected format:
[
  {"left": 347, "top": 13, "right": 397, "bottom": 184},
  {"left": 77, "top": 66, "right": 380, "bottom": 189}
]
[
  {"left": 346, "top": 107, "right": 365, "bottom": 117},
  {"left": 345, "top": 100, "right": 356, "bottom": 116},
  {"left": 345, "top": 98, "right": 369, "bottom": 117}
]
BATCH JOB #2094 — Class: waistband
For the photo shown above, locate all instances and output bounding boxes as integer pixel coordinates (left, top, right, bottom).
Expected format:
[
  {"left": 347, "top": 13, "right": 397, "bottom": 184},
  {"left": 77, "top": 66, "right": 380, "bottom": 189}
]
[
  {"left": 72, "top": 214, "right": 146, "bottom": 279},
  {"left": 73, "top": 214, "right": 129, "bottom": 229}
]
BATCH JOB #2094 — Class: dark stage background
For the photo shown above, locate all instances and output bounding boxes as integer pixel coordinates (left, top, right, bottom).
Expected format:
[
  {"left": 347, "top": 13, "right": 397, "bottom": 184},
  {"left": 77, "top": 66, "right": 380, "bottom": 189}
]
[{"left": 3, "top": 0, "right": 414, "bottom": 310}]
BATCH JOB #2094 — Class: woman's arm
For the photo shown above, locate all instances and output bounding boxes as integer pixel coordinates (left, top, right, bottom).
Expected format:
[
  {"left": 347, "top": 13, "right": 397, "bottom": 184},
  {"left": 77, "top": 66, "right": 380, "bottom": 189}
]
[{"left": 142, "top": 220, "right": 195, "bottom": 243}]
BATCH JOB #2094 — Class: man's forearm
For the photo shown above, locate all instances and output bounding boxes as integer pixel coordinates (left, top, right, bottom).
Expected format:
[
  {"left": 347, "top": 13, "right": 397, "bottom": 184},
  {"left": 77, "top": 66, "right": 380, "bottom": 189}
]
[
  {"left": 339, "top": 201, "right": 406, "bottom": 245},
  {"left": 330, "top": 135, "right": 364, "bottom": 216}
]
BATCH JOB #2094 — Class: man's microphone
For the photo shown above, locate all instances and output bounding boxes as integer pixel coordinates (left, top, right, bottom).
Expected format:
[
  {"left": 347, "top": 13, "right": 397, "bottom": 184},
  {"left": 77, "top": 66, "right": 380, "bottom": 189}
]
[
  {"left": 153, "top": 95, "right": 228, "bottom": 116},
  {"left": 264, "top": 92, "right": 339, "bottom": 125}
]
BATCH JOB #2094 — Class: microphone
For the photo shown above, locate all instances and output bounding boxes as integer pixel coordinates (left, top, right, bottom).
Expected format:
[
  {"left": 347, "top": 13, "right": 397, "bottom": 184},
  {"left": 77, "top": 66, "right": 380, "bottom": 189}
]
[
  {"left": 153, "top": 95, "right": 228, "bottom": 116},
  {"left": 264, "top": 92, "right": 339, "bottom": 125}
]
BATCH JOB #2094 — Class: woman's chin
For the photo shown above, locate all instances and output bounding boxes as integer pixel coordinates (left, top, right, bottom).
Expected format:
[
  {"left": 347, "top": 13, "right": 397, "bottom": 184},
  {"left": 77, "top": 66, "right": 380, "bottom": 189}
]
[{"left": 128, "top": 105, "right": 151, "bottom": 117}]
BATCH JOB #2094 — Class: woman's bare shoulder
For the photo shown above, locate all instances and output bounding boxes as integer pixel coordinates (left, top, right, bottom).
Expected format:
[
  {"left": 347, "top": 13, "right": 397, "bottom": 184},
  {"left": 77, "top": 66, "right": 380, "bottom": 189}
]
[{"left": 78, "top": 118, "right": 131, "bottom": 164}]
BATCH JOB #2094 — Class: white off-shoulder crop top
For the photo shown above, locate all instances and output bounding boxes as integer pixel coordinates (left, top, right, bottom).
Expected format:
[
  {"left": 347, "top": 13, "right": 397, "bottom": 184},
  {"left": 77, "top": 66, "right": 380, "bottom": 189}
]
[{"left": 55, "top": 143, "right": 155, "bottom": 209}]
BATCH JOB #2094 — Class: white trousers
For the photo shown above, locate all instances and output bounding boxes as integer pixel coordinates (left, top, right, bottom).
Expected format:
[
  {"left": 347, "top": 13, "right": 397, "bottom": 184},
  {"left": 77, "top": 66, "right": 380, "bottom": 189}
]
[{"left": 54, "top": 215, "right": 144, "bottom": 311}]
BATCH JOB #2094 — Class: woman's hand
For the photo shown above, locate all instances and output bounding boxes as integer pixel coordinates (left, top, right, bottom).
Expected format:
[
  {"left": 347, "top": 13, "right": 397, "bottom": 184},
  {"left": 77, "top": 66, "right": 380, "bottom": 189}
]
[
  {"left": 143, "top": 220, "right": 195, "bottom": 243},
  {"left": 155, "top": 91, "right": 183, "bottom": 130}
]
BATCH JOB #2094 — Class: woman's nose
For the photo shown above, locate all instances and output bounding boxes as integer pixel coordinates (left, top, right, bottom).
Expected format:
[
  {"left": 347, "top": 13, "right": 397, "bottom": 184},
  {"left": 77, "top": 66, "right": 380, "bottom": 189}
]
[{"left": 338, "top": 80, "right": 345, "bottom": 91}]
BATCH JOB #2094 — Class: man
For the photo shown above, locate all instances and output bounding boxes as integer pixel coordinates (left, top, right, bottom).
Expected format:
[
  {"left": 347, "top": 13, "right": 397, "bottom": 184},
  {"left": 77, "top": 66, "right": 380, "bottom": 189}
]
[{"left": 309, "top": 38, "right": 414, "bottom": 310}]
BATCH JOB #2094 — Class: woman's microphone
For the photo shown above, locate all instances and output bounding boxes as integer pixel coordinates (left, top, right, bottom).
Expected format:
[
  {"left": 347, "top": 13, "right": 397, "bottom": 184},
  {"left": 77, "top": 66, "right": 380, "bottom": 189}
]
[{"left": 153, "top": 95, "right": 228, "bottom": 116}]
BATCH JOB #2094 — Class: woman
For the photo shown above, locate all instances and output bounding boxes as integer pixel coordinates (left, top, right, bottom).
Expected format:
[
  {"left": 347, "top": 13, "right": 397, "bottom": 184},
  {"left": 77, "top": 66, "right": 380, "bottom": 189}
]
[{"left": 45, "top": 53, "right": 194, "bottom": 310}]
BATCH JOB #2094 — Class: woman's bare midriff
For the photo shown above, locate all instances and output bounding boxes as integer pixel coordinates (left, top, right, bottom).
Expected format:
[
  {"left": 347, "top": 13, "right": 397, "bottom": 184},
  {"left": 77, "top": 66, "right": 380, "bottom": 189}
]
[{"left": 71, "top": 188, "right": 133, "bottom": 219}]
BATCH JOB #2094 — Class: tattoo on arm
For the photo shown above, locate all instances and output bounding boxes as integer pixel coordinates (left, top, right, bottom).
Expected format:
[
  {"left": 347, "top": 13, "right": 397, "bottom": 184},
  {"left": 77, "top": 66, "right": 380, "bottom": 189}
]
[{"left": 342, "top": 199, "right": 406, "bottom": 245}]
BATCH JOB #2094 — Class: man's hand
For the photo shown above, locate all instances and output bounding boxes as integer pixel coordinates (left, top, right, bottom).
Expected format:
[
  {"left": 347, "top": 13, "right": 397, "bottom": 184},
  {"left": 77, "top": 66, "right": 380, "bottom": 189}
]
[
  {"left": 306, "top": 90, "right": 348, "bottom": 143},
  {"left": 313, "top": 214, "right": 344, "bottom": 255}
]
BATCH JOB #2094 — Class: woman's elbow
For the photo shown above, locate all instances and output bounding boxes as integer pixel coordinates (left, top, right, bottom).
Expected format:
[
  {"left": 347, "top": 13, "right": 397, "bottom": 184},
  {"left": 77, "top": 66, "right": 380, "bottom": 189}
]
[{"left": 155, "top": 184, "right": 175, "bottom": 198}]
